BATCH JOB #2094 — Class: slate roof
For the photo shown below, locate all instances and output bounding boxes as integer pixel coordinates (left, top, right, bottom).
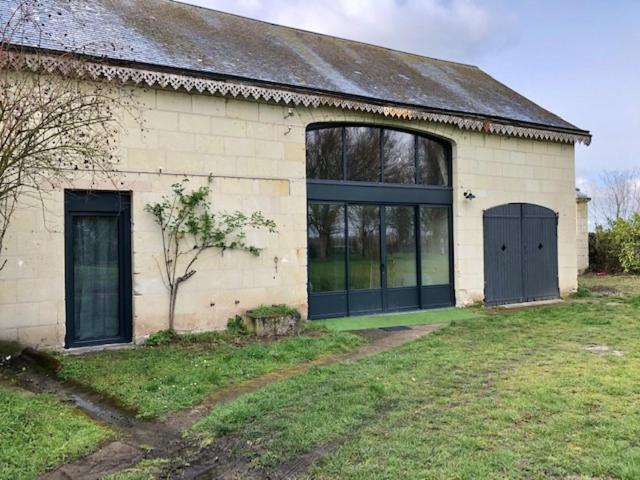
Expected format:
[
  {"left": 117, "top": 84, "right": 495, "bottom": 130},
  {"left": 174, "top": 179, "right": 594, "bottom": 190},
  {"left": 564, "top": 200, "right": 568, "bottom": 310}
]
[{"left": 1, "top": 0, "right": 589, "bottom": 137}]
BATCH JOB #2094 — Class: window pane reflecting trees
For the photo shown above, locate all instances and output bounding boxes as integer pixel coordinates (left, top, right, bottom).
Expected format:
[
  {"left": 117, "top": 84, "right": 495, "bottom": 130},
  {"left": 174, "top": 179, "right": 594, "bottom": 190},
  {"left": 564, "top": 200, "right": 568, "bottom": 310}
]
[
  {"left": 306, "top": 126, "right": 449, "bottom": 186},
  {"left": 417, "top": 137, "right": 448, "bottom": 186},
  {"left": 420, "top": 207, "right": 450, "bottom": 285},
  {"left": 346, "top": 127, "right": 380, "bottom": 182},
  {"left": 308, "top": 204, "right": 345, "bottom": 292},
  {"left": 348, "top": 205, "right": 380, "bottom": 289},
  {"left": 383, "top": 130, "right": 415, "bottom": 184},
  {"left": 385, "top": 206, "right": 417, "bottom": 287},
  {"left": 306, "top": 128, "right": 343, "bottom": 180}
]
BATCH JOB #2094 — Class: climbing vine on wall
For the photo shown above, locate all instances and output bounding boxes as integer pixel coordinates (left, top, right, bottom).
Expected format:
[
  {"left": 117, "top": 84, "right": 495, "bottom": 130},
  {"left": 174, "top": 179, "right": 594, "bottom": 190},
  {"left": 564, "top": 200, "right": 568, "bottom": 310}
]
[{"left": 145, "top": 177, "right": 277, "bottom": 330}]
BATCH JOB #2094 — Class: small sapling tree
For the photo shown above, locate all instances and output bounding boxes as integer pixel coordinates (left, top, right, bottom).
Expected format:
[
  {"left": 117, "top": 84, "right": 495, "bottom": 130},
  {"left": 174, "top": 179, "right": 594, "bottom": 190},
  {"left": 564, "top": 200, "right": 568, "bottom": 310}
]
[{"left": 145, "top": 177, "right": 277, "bottom": 330}]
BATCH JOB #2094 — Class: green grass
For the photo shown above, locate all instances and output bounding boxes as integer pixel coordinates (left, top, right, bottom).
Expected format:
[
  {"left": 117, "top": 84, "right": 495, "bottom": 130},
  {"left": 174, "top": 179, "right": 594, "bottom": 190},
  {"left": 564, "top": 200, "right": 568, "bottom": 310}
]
[
  {"left": 57, "top": 328, "right": 364, "bottom": 419},
  {"left": 193, "top": 275, "right": 640, "bottom": 479},
  {"left": 313, "top": 307, "right": 483, "bottom": 331},
  {"left": 0, "top": 384, "right": 111, "bottom": 480},
  {"left": 580, "top": 272, "right": 639, "bottom": 295}
]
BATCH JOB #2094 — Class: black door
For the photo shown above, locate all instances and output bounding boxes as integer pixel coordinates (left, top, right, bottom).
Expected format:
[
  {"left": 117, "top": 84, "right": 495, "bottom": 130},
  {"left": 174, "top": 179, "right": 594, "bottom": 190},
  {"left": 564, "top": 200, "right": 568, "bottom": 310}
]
[
  {"left": 65, "top": 191, "right": 132, "bottom": 348},
  {"left": 483, "top": 203, "right": 558, "bottom": 306}
]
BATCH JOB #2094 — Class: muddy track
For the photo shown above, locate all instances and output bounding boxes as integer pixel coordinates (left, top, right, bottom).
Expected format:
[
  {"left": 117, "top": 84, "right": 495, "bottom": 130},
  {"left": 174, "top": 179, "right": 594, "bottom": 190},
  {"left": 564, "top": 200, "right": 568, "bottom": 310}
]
[
  {"left": 2, "top": 324, "right": 444, "bottom": 479},
  {"left": 158, "top": 434, "right": 343, "bottom": 479},
  {"left": 160, "top": 398, "right": 404, "bottom": 479}
]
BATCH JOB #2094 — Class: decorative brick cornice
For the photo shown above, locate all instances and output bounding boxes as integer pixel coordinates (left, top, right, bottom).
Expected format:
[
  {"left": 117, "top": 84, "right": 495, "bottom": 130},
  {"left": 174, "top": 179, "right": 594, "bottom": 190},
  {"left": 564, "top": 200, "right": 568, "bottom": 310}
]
[{"left": 2, "top": 52, "right": 592, "bottom": 145}]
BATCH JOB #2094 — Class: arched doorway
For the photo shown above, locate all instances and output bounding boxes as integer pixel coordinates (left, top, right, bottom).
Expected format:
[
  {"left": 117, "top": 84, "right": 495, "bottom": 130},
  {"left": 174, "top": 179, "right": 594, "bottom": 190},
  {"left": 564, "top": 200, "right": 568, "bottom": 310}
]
[
  {"left": 305, "top": 124, "right": 454, "bottom": 319},
  {"left": 483, "top": 203, "right": 559, "bottom": 306}
]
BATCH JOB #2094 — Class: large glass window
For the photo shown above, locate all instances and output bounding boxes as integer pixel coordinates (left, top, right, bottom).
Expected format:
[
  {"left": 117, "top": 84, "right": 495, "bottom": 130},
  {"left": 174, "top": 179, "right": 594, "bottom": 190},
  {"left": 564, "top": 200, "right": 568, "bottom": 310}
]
[
  {"left": 306, "top": 126, "right": 449, "bottom": 186},
  {"left": 306, "top": 128, "right": 343, "bottom": 180},
  {"left": 306, "top": 125, "right": 453, "bottom": 319},
  {"left": 348, "top": 205, "right": 381, "bottom": 289},
  {"left": 345, "top": 127, "right": 380, "bottom": 182},
  {"left": 308, "top": 204, "right": 346, "bottom": 292},
  {"left": 385, "top": 206, "right": 417, "bottom": 287},
  {"left": 420, "top": 207, "right": 450, "bottom": 285}
]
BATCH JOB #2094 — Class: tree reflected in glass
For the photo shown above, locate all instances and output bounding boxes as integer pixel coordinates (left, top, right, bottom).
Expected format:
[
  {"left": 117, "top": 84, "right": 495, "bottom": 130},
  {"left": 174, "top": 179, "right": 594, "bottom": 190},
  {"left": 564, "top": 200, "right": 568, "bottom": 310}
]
[
  {"left": 348, "top": 204, "right": 380, "bottom": 289},
  {"left": 383, "top": 130, "right": 415, "bottom": 184},
  {"left": 308, "top": 204, "right": 345, "bottom": 292},
  {"left": 346, "top": 127, "right": 380, "bottom": 182}
]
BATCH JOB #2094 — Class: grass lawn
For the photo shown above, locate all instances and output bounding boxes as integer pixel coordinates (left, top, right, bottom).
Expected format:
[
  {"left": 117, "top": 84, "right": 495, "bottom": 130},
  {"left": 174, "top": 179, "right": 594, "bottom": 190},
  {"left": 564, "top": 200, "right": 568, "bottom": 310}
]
[
  {"left": 57, "top": 327, "right": 364, "bottom": 419},
  {"left": 0, "top": 384, "right": 111, "bottom": 480},
  {"left": 580, "top": 272, "right": 640, "bottom": 295},
  {"left": 193, "top": 275, "right": 640, "bottom": 479},
  {"left": 314, "top": 307, "right": 483, "bottom": 331}
]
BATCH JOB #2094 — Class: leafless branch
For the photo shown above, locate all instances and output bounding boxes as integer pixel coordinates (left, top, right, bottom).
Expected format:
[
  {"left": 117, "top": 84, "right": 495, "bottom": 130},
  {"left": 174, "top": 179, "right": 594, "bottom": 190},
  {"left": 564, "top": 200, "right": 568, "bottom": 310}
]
[{"left": 0, "top": 0, "right": 141, "bottom": 271}]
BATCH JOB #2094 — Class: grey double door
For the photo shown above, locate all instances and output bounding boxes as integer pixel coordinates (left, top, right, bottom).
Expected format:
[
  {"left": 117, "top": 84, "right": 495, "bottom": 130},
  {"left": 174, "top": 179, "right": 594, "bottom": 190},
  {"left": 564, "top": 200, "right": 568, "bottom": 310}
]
[{"left": 483, "top": 203, "right": 559, "bottom": 306}]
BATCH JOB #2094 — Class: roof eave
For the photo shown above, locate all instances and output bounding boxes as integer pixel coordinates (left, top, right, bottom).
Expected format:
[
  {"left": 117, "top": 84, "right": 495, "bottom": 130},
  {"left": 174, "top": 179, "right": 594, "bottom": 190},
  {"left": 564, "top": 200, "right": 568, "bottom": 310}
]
[{"left": 2, "top": 46, "right": 592, "bottom": 145}]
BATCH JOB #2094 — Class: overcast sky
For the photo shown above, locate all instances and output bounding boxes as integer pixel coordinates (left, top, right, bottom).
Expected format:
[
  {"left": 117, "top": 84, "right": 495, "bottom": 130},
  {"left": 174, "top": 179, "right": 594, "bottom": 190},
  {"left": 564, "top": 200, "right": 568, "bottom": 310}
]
[{"left": 179, "top": 0, "right": 639, "bottom": 189}]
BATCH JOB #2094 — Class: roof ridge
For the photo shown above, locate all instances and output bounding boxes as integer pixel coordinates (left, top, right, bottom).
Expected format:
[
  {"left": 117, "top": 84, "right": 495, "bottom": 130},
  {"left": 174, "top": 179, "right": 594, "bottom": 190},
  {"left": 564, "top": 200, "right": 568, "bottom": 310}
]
[{"left": 165, "top": 0, "right": 481, "bottom": 70}]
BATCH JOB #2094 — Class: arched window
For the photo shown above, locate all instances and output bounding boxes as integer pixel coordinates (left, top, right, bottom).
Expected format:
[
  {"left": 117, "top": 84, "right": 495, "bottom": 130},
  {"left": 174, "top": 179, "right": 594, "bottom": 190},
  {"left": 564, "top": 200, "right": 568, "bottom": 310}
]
[
  {"left": 306, "top": 125, "right": 450, "bottom": 186},
  {"left": 305, "top": 124, "right": 454, "bottom": 319}
]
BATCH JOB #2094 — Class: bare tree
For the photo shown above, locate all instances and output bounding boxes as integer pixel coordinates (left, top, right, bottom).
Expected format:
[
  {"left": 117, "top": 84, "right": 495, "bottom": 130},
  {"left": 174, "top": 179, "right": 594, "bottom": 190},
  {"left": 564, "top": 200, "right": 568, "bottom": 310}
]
[
  {"left": 591, "top": 169, "right": 640, "bottom": 226},
  {"left": 0, "top": 1, "right": 138, "bottom": 270}
]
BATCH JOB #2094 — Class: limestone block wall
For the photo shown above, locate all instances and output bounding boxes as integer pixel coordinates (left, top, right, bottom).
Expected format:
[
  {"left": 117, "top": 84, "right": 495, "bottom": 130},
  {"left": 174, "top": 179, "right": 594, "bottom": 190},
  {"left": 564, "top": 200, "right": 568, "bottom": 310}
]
[
  {"left": 452, "top": 133, "right": 578, "bottom": 304},
  {"left": 576, "top": 200, "right": 590, "bottom": 273},
  {"left": 0, "top": 84, "right": 579, "bottom": 348}
]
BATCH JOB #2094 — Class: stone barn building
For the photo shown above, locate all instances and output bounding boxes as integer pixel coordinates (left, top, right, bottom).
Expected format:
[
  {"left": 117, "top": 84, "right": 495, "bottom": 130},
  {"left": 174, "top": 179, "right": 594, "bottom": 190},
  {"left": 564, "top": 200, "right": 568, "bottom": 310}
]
[{"left": 0, "top": 0, "right": 591, "bottom": 348}]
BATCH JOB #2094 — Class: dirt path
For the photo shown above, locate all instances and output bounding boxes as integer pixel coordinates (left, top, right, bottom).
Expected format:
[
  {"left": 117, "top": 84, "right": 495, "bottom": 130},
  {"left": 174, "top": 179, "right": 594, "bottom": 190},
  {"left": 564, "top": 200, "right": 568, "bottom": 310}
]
[{"left": 3, "top": 324, "right": 443, "bottom": 479}]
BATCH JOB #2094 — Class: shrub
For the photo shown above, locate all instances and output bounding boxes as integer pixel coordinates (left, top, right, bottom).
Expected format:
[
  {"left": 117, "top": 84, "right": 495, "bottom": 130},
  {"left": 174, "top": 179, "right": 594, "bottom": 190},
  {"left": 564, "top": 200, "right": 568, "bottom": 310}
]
[
  {"left": 589, "top": 227, "right": 622, "bottom": 273},
  {"left": 226, "top": 315, "right": 248, "bottom": 335},
  {"left": 146, "top": 329, "right": 179, "bottom": 346},
  {"left": 590, "top": 214, "right": 640, "bottom": 274},
  {"left": 570, "top": 286, "right": 592, "bottom": 298},
  {"left": 611, "top": 214, "right": 640, "bottom": 273}
]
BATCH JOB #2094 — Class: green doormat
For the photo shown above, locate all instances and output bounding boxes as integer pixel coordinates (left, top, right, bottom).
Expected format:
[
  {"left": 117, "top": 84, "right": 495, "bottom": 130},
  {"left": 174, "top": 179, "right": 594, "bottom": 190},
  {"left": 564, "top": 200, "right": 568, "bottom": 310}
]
[{"left": 313, "top": 308, "right": 483, "bottom": 331}]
